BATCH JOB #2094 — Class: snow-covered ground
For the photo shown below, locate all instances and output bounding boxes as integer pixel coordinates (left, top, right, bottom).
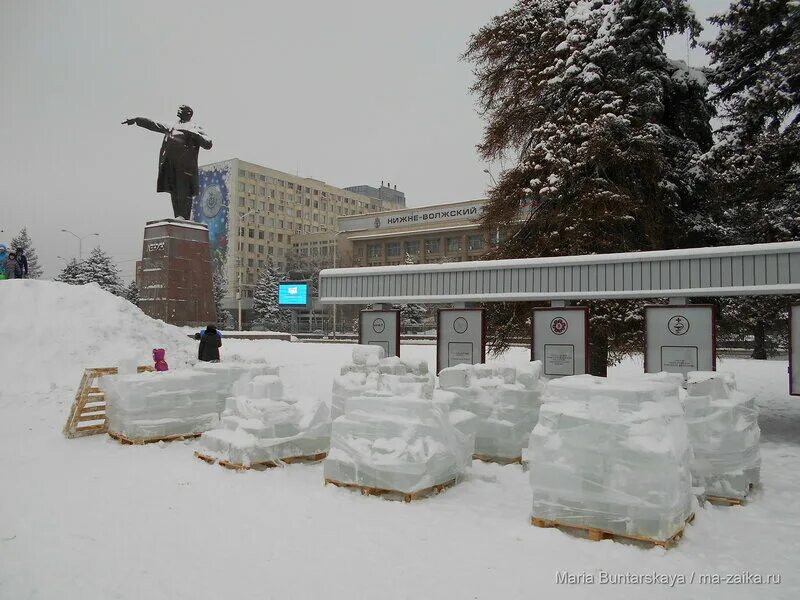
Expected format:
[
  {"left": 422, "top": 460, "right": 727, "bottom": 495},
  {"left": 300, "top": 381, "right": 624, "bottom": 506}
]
[{"left": 1, "top": 281, "right": 798, "bottom": 599}]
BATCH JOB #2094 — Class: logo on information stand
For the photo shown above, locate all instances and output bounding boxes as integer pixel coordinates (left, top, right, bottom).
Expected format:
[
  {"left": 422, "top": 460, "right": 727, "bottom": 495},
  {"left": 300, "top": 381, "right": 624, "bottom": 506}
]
[
  {"left": 372, "top": 318, "right": 386, "bottom": 334},
  {"left": 550, "top": 317, "right": 568, "bottom": 336},
  {"left": 453, "top": 317, "right": 469, "bottom": 334},
  {"left": 668, "top": 315, "right": 690, "bottom": 336}
]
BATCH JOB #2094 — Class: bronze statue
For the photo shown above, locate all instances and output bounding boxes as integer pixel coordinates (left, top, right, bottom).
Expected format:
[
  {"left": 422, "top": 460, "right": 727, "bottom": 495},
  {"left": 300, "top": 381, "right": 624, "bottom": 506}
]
[{"left": 123, "top": 105, "right": 213, "bottom": 220}]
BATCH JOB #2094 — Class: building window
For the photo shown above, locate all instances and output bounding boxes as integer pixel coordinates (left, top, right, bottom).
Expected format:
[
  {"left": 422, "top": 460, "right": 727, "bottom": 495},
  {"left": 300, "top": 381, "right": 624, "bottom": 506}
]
[
  {"left": 258, "top": 244, "right": 264, "bottom": 253},
  {"left": 269, "top": 232, "right": 275, "bottom": 241},
  {"left": 238, "top": 182, "right": 245, "bottom": 192},
  {"left": 425, "top": 239, "right": 440, "bottom": 254},
  {"left": 404, "top": 241, "right": 420, "bottom": 255},
  {"left": 238, "top": 169, "right": 246, "bottom": 177},
  {"left": 468, "top": 235, "right": 484, "bottom": 251},
  {"left": 367, "top": 244, "right": 381, "bottom": 259},
  {"left": 248, "top": 228, "right": 255, "bottom": 238},
  {"left": 258, "top": 187, "right": 266, "bottom": 196},
  {"left": 278, "top": 234, "right": 283, "bottom": 242},
  {"left": 386, "top": 242, "right": 401, "bottom": 257},
  {"left": 447, "top": 237, "right": 461, "bottom": 253},
  {"left": 248, "top": 243, "right": 255, "bottom": 252},
  {"left": 278, "top": 220, "right": 284, "bottom": 229},
  {"left": 239, "top": 197, "right": 245, "bottom": 207},
  {"left": 258, "top": 231, "right": 264, "bottom": 240},
  {"left": 248, "top": 184, "right": 255, "bottom": 194}
]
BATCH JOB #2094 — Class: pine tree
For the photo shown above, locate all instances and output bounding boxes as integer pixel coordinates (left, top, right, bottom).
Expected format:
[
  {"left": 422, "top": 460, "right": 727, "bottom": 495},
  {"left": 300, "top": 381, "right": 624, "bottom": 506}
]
[
  {"left": 122, "top": 280, "right": 139, "bottom": 306},
  {"left": 252, "top": 262, "right": 290, "bottom": 331},
  {"left": 702, "top": 0, "right": 800, "bottom": 358},
  {"left": 464, "top": 0, "right": 713, "bottom": 372},
  {"left": 74, "top": 247, "right": 124, "bottom": 295},
  {"left": 55, "top": 258, "right": 82, "bottom": 284},
  {"left": 10, "top": 227, "right": 43, "bottom": 279}
]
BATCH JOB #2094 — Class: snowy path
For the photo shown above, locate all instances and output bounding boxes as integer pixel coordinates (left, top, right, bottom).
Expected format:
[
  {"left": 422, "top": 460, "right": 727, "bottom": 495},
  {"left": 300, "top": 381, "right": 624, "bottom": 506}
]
[{"left": 1, "top": 341, "right": 798, "bottom": 599}]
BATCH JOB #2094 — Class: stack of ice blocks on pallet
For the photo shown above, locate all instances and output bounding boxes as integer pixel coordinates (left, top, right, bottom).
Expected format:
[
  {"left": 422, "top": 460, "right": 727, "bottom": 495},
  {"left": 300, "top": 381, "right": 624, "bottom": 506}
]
[
  {"left": 198, "top": 368, "right": 331, "bottom": 467},
  {"left": 193, "top": 361, "right": 280, "bottom": 412},
  {"left": 437, "top": 361, "right": 545, "bottom": 462},
  {"left": 529, "top": 375, "right": 694, "bottom": 543},
  {"left": 684, "top": 371, "right": 760, "bottom": 503},
  {"left": 101, "top": 370, "right": 220, "bottom": 440},
  {"left": 324, "top": 346, "right": 473, "bottom": 495}
]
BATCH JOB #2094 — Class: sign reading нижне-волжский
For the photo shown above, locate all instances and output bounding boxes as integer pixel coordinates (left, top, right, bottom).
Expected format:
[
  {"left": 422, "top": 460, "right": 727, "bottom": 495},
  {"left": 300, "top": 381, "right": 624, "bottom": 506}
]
[{"left": 337, "top": 200, "right": 486, "bottom": 233}]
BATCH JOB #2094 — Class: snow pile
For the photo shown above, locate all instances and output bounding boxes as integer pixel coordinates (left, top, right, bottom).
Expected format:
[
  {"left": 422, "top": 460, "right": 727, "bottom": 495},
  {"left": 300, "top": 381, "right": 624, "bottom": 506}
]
[
  {"left": 198, "top": 368, "right": 330, "bottom": 466},
  {"left": 100, "top": 370, "right": 220, "bottom": 440},
  {"left": 684, "top": 371, "right": 761, "bottom": 501},
  {"left": 331, "top": 345, "right": 435, "bottom": 419},
  {"left": 0, "top": 280, "right": 194, "bottom": 396},
  {"left": 529, "top": 375, "right": 693, "bottom": 542},
  {"left": 324, "top": 392, "right": 472, "bottom": 494},
  {"left": 437, "top": 361, "right": 545, "bottom": 461}
]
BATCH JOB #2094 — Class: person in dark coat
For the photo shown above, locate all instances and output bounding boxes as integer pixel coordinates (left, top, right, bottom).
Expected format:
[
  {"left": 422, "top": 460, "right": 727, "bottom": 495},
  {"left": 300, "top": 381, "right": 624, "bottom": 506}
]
[
  {"left": 122, "top": 105, "right": 213, "bottom": 220},
  {"left": 194, "top": 324, "right": 222, "bottom": 362},
  {"left": 4, "top": 252, "right": 18, "bottom": 280},
  {"left": 15, "top": 247, "right": 28, "bottom": 278}
]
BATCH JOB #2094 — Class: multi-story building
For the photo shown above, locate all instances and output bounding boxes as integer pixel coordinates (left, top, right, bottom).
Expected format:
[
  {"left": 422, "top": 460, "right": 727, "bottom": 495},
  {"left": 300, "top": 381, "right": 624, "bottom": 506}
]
[
  {"left": 343, "top": 182, "right": 406, "bottom": 209},
  {"left": 191, "top": 159, "right": 398, "bottom": 318},
  {"left": 299, "top": 198, "right": 493, "bottom": 268}
]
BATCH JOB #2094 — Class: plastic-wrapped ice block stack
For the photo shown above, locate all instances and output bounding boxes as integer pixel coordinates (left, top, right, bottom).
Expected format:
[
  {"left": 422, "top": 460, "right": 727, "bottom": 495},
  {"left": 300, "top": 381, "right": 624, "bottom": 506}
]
[
  {"left": 684, "top": 371, "right": 760, "bottom": 501},
  {"left": 331, "top": 346, "right": 435, "bottom": 419},
  {"left": 529, "top": 375, "right": 694, "bottom": 542},
  {"left": 324, "top": 392, "right": 472, "bottom": 494},
  {"left": 101, "top": 370, "right": 221, "bottom": 440},
  {"left": 194, "top": 361, "right": 280, "bottom": 412},
  {"left": 437, "top": 361, "right": 545, "bottom": 461},
  {"left": 198, "top": 368, "right": 331, "bottom": 466}
]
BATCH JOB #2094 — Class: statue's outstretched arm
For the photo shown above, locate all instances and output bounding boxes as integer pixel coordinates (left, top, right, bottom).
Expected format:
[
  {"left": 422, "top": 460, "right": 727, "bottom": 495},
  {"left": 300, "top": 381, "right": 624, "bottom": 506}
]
[
  {"left": 174, "top": 124, "right": 213, "bottom": 150},
  {"left": 121, "top": 117, "right": 170, "bottom": 134}
]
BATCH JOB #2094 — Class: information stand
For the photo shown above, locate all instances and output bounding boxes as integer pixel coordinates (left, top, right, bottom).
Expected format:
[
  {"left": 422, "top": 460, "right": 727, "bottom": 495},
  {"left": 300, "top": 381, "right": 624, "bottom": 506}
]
[
  {"left": 791, "top": 304, "right": 800, "bottom": 396},
  {"left": 645, "top": 304, "right": 715, "bottom": 377},
  {"left": 532, "top": 307, "right": 589, "bottom": 377},
  {"left": 436, "top": 309, "right": 486, "bottom": 374},
  {"left": 359, "top": 309, "right": 401, "bottom": 358}
]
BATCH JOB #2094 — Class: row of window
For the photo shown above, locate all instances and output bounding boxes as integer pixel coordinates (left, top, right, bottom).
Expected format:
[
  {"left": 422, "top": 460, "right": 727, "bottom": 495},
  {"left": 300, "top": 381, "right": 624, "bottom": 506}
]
[
  {"left": 236, "top": 170, "right": 378, "bottom": 211},
  {"left": 362, "top": 235, "right": 484, "bottom": 259},
  {"left": 237, "top": 195, "right": 363, "bottom": 219}
]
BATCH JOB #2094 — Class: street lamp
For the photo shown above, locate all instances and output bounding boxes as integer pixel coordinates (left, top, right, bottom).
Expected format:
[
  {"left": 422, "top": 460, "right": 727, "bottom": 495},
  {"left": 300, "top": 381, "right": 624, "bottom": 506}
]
[
  {"left": 237, "top": 208, "right": 261, "bottom": 331},
  {"left": 60, "top": 229, "right": 99, "bottom": 260},
  {"left": 483, "top": 168, "right": 498, "bottom": 187}
]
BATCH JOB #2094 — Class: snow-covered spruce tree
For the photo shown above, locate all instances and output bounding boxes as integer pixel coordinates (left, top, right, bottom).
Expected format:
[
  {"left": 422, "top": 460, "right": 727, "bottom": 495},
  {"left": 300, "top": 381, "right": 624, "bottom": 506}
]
[
  {"left": 74, "top": 247, "right": 124, "bottom": 295},
  {"left": 54, "top": 258, "right": 83, "bottom": 284},
  {"left": 122, "top": 279, "right": 139, "bottom": 306},
  {"left": 464, "top": 0, "right": 713, "bottom": 373},
  {"left": 212, "top": 271, "right": 230, "bottom": 325},
  {"left": 10, "top": 227, "right": 43, "bottom": 279},
  {"left": 252, "top": 262, "right": 290, "bottom": 331},
  {"left": 393, "top": 253, "right": 429, "bottom": 331},
  {"left": 701, "top": 0, "right": 800, "bottom": 358}
]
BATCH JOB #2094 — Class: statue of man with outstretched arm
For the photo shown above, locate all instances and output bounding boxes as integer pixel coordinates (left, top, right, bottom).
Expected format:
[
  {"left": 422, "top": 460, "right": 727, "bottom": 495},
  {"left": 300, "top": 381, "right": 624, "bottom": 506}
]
[{"left": 122, "top": 105, "right": 213, "bottom": 220}]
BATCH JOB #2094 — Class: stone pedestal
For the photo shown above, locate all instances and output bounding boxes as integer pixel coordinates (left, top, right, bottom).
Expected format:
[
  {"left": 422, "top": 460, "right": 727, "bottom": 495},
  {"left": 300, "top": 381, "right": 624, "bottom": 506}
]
[{"left": 139, "top": 219, "right": 216, "bottom": 326}]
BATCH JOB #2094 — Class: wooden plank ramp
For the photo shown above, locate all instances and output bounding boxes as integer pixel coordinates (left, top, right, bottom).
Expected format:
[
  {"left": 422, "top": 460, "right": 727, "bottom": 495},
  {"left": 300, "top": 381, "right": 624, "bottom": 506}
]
[
  {"left": 109, "top": 431, "right": 201, "bottom": 446},
  {"left": 473, "top": 453, "right": 522, "bottom": 466},
  {"left": 531, "top": 513, "right": 695, "bottom": 549},
  {"left": 324, "top": 478, "right": 457, "bottom": 503},
  {"left": 195, "top": 451, "right": 327, "bottom": 471},
  {"left": 63, "top": 366, "right": 153, "bottom": 439}
]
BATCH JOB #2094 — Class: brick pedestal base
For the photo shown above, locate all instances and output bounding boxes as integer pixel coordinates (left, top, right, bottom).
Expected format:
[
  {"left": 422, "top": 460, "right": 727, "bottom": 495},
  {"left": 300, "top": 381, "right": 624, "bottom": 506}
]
[{"left": 138, "top": 219, "right": 216, "bottom": 326}]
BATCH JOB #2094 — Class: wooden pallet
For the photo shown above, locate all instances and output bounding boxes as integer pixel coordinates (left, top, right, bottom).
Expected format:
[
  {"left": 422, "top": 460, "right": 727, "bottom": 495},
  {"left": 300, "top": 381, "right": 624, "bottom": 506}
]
[
  {"left": 108, "top": 431, "right": 201, "bottom": 446},
  {"left": 63, "top": 366, "right": 154, "bottom": 439},
  {"left": 194, "top": 451, "right": 328, "bottom": 471},
  {"left": 531, "top": 513, "right": 695, "bottom": 549},
  {"left": 704, "top": 483, "right": 755, "bottom": 507},
  {"left": 324, "top": 477, "right": 457, "bottom": 503},
  {"left": 473, "top": 453, "right": 522, "bottom": 466}
]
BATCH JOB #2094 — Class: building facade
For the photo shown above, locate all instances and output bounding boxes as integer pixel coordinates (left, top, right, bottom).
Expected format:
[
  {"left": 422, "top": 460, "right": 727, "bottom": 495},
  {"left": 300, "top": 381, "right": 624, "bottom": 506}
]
[
  {"left": 191, "top": 159, "right": 398, "bottom": 315},
  {"left": 292, "top": 198, "right": 494, "bottom": 268}
]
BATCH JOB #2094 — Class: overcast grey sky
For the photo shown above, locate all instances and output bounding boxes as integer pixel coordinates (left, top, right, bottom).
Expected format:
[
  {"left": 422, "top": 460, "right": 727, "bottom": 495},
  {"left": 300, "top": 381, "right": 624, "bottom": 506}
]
[{"left": 0, "top": 0, "right": 727, "bottom": 280}]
